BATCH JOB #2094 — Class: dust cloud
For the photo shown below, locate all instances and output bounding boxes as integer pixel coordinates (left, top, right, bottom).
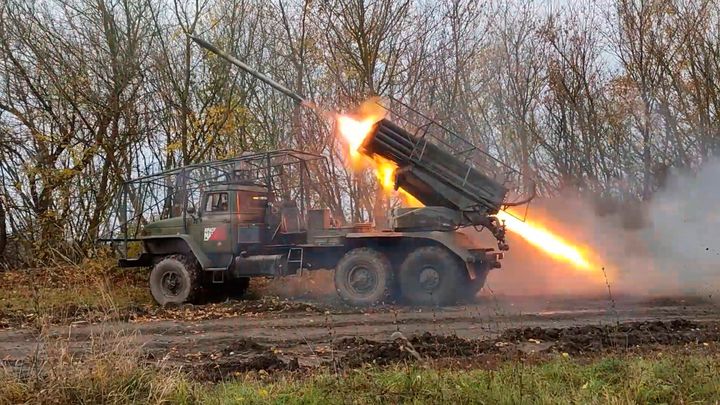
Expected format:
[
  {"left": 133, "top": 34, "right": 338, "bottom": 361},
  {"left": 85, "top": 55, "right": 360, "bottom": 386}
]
[
  {"left": 261, "top": 269, "right": 339, "bottom": 303},
  {"left": 482, "top": 161, "right": 720, "bottom": 299}
]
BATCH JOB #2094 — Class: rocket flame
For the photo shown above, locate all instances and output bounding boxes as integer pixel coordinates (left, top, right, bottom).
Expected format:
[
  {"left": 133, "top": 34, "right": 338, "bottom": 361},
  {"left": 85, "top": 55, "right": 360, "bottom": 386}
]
[
  {"left": 336, "top": 98, "right": 596, "bottom": 273},
  {"left": 336, "top": 97, "right": 387, "bottom": 162},
  {"left": 336, "top": 98, "right": 421, "bottom": 206},
  {"left": 337, "top": 101, "right": 423, "bottom": 207},
  {"left": 496, "top": 210, "right": 593, "bottom": 271},
  {"left": 336, "top": 115, "right": 377, "bottom": 159},
  {"left": 374, "top": 156, "right": 396, "bottom": 191}
]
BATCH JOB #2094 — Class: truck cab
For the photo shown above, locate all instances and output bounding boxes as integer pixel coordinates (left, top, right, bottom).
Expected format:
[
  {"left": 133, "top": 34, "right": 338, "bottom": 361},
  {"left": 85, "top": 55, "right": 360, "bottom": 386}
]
[
  {"left": 142, "top": 183, "right": 271, "bottom": 268},
  {"left": 189, "top": 183, "right": 270, "bottom": 267}
]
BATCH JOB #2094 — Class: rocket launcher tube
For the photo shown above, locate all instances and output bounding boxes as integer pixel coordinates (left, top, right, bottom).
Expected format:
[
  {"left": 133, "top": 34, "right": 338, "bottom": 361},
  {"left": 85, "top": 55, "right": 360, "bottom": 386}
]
[{"left": 362, "top": 119, "right": 508, "bottom": 216}]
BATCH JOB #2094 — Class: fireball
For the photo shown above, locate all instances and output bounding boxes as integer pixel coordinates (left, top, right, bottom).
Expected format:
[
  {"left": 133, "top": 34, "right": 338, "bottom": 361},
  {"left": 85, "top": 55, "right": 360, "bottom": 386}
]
[
  {"left": 336, "top": 100, "right": 423, "bottom": 207},
  {"left": 336, "top": 97, "right": 386, "bottom": 162}
]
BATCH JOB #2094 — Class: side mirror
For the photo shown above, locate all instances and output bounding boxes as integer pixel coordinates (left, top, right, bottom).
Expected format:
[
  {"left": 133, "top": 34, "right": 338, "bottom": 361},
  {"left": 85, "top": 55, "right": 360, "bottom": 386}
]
[{"left": 186, "top": 206, "right": 200, "bottom": 221}]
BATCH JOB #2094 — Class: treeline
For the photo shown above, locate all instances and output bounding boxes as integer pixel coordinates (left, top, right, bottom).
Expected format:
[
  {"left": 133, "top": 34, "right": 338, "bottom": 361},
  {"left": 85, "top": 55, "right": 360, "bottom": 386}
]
[{"left": 1, "top": 0, "right": 719, "bottom": 266}]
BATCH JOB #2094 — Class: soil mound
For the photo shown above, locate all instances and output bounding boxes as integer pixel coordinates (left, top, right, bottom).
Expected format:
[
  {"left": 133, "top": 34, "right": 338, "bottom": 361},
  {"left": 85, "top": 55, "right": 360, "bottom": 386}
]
[{"left": 339, "top": 320, "right": 719, "bottom": 367}]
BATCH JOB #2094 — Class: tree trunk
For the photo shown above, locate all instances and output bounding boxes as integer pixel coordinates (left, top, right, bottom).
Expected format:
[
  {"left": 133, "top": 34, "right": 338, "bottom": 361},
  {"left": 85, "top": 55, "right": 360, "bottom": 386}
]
[
  {"left": 0, "top": 199, "right": 6, "bottom": 264},
  {"left": 642, "top": 98, "right": 653, "bottom": 201}
]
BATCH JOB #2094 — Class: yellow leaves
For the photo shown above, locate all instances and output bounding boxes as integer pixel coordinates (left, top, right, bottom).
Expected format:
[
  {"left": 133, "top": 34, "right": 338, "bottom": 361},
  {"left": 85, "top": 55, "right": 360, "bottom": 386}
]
[
  {"left": 166, "top": 140, "right": 183, "bottom": 153},
  {"left": 171, "top": 28, "right": 184, "bottom": 41},
  {"left": 32, "top": 131, "right": 51, "bottom": 143},
  {"left": 57, "top": 168, "right": 76, "bottom": 180},
  {"left": 205, "top": 104, "right": 249, "bottom": 137}
]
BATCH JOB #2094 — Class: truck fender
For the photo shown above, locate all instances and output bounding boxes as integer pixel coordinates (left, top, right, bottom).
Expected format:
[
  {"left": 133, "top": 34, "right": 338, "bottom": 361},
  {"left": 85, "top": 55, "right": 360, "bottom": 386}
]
[{"left": 141, "top": 235, "right": 212, "bottom": 269}]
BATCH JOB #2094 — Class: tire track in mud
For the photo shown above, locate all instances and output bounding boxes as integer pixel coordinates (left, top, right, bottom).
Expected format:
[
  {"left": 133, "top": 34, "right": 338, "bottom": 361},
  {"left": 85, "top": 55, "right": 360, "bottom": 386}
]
[{"left": 1, "top": 299, "right": 718, "bottom": 364}]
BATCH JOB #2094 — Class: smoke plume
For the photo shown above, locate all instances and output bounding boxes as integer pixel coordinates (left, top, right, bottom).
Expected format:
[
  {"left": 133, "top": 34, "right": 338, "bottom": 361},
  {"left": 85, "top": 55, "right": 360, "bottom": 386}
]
[{"left": 483, "top": 161, "right": 720, "bottom": 299}]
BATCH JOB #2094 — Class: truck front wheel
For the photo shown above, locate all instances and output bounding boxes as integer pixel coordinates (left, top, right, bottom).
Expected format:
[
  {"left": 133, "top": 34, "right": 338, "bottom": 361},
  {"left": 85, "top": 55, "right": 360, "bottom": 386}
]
[
  {"left": 334, "top": 248, "right": 393, "bottom": 306},
  {"left": 399, "top": 246, "right": 464, "bottom": 306},
  {"left": 150, "top": 254, "right": 201, "bottom": 306}
]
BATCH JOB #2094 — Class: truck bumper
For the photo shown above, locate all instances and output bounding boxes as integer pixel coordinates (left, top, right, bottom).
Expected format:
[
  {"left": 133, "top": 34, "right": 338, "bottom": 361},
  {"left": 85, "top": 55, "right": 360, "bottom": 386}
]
[{"left": 465, "top": 250, "right": 502, "bottom": 280}]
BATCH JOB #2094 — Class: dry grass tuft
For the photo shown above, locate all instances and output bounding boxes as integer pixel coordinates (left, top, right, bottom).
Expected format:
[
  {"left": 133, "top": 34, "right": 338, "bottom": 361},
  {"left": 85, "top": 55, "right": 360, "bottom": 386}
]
[
  {"left": 0, "top": 257, "right": 151, "bottom": 329},
  {"left": 0, "top": 326, "right": 193, "bottom": 405}
]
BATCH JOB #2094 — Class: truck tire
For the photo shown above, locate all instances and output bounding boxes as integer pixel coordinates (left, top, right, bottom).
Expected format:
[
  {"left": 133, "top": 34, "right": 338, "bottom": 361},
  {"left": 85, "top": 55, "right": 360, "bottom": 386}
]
[
  {"left": 334, "top": 248, "right": 393, "bottom": 306},
  {"left": 149, "top": 254, "right": 202, "bottom": 306},
  {"left": 399, "top": 246, "right": 465, "bottom": 306}
]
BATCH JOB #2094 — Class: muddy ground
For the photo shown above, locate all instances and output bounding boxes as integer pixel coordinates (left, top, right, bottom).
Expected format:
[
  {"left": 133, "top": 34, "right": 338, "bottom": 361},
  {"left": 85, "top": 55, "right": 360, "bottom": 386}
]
[{"left": 1, "top": 294, "right": 719, "bottom": 380}]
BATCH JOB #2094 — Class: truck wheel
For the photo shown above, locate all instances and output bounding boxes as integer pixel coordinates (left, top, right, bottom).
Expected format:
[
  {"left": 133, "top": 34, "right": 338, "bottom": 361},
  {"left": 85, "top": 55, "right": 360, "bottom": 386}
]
[
  {"left": 334, "top": 248, "right": 393, "bottom": 306},
  {"left": 150, "top": 254, "right": 201, "bottom": 306},
  {"left": 399, "top": 246, "right": 464, "bottom": 306}
]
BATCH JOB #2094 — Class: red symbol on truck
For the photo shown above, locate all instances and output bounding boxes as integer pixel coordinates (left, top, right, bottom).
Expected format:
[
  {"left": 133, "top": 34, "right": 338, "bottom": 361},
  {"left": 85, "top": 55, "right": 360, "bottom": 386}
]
[{"left": 203, "top": 227, "right": 227, "bottom": 241}]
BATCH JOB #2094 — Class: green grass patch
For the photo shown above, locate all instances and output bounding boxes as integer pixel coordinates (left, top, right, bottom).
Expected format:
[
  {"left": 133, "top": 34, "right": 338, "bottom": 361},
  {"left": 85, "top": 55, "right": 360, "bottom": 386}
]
[
  {"left": 3, "top": 349, "right": 719, "bottom": 404},
  {"left": 199, "top": 353, "right": 720, "bottom": 404}
]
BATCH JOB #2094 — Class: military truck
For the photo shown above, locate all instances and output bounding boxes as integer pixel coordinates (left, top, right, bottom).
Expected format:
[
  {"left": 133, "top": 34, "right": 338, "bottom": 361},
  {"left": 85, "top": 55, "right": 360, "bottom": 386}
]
[{"left": 103, "top": 38, "right": 532, "bottom": 307}]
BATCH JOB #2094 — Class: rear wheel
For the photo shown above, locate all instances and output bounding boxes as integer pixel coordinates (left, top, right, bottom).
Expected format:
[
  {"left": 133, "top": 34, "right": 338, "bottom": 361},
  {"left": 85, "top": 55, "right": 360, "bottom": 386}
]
[
  {"left": 399, "top": 246, "right": 465, "bottom": 306},
  {"left": 334, "top": 248, "right": 393, "bottom": 306},
  {"left": 149, "top": 254, "right": 202, "bottom": 306}
]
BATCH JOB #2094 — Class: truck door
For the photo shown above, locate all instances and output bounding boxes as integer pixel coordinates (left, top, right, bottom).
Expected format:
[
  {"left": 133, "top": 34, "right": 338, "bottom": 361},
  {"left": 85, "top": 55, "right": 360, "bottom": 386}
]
[
  {"left": 200, "top": 191, "right": 235, "bottom": 266},
  {"left": 235, "top": 191, "right": 267, "bottom": 248}
]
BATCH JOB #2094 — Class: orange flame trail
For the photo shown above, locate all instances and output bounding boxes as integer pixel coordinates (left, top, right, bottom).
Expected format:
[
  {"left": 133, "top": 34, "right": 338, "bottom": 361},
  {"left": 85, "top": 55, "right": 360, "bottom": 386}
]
[{"left": 495, "top": 210, "right": 593, "bottom": 271}]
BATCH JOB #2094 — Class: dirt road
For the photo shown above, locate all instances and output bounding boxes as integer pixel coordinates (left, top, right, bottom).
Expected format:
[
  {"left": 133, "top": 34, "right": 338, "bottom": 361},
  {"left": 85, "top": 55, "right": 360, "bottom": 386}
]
[{"left": 2, "top": 295, "right": 718, "bottom": 372}]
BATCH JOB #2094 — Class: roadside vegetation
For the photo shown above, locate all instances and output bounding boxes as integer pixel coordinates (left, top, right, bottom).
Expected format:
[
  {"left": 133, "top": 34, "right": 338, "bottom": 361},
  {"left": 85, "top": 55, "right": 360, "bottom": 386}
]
[
  {"left": 0, "top": 261, "right": 323, "bottom": 329},
  {"left": 203, "top": 355, "right": 720, "bottom": 404},
  {"left": 0, "top": 259, "right": 150, "bottom": 329},
  {"left": 3, "top": 349, "right": 720, "bottom": 404},
  {"left": 0, "top": 258, "right": 152, "bottom": 328}
]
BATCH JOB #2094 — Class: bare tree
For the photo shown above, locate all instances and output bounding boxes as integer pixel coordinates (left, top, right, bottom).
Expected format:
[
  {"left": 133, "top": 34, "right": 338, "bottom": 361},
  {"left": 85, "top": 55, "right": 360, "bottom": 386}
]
[
  {"left": 612, "top": 0, "right": 676, "bottom": 199},
  {"left": 485, "top": 1, "right": 547, "bottom": 190}
]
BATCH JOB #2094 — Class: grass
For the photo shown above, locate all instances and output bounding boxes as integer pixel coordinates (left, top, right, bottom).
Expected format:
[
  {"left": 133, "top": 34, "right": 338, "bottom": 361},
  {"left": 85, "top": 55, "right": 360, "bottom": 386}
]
[
  {"left": 3, "top": 351, "right": 719, "bottom": 404},
  {"left": 0, "top": 259, "right": 151, "bottom": 328},
  {"left": 0, "top": 333, "right": 191, "bottom": 405},
  {"left": 201, "top": 354, "right": 720, "bottom": 404}
]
